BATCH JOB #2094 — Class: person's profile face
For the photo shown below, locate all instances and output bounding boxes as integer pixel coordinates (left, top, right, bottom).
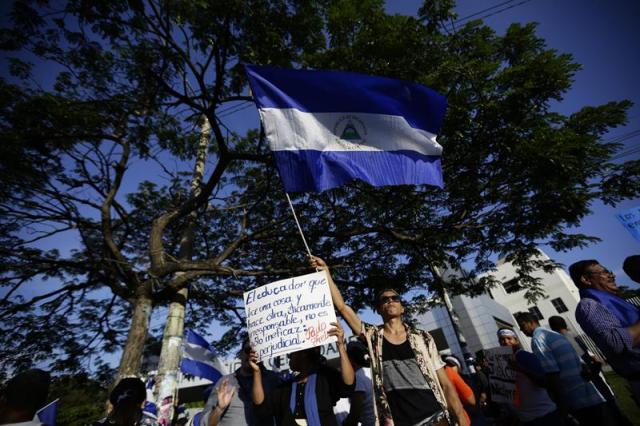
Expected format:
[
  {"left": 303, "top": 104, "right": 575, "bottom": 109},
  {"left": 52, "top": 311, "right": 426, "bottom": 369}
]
[{"left": 583, "top": 264, "right": 618, "bottom": 294}]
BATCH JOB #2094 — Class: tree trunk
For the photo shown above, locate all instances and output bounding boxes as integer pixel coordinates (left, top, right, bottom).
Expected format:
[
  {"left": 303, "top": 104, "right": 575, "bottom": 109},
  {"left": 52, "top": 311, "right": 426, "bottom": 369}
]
[
  {"left": 155, "top": 116, "right": 210, "bottom": 420},
  {"left": 116, "top": 285, "right": 153, "bottom": 379}
]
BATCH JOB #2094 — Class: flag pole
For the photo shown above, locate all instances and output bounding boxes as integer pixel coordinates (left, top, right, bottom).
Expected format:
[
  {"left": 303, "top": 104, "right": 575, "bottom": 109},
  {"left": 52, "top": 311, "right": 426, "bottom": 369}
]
[{"left": 285, "top": 192, "right": 313, "bottom": 258}]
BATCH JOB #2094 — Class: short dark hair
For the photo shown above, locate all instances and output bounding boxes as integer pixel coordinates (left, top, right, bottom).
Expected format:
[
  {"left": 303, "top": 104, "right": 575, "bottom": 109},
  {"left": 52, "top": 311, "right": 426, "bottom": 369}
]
[
  {"left": 548, "top": 316, "right": 568, "bottom": 332},
  {"left": 568, "top": 259, "right": 599, "bottom": 288},
  {"left": 623, "top": 255, "right": 640, "bottom": 283},
  {"left": 347, "top": 341, "right": 370, "bottom": 367},
  {"left": 1, "top": 369, "right": 50, "bottom": 415},
  {"left": 514, "top": 311, "right": 538, "bottom": 324}
]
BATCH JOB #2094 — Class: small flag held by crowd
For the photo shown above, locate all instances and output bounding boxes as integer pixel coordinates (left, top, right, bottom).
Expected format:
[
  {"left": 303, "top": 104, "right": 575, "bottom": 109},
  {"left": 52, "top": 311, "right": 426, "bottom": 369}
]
[
  {"left": 180, "top": 329, "right": 226, "bottom": 384},
  {"left": 245, "top": 64, "right": 448, "bottom": 193},
  {"left": 36, "top": 398, "right": 58, "bottom": 426}
]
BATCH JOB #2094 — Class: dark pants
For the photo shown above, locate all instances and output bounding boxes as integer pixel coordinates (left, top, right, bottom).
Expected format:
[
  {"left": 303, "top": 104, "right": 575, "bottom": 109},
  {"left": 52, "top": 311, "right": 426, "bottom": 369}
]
[{"left": 570, "top": 402, "right": 614, "bottom": 426}]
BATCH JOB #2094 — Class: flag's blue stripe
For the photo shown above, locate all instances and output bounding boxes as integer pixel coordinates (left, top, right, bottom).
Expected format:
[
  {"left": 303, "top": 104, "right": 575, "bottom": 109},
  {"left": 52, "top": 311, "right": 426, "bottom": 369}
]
[
  {"left": 272, "top": 150, "right": 443, "bottom": 193},
  {"left": 180, "top": 358, "right": 223, "bottom": 384},
  {"left": 185, "top": 329, "right": 216, "bottom": 353},
  {"left": 246, "top": 65, "right": 447, "bottom": 135}
]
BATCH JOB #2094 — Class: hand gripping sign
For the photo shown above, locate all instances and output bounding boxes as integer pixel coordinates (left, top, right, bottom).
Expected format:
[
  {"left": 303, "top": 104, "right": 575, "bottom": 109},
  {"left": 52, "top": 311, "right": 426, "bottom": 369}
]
[{"left": 243, "top": 271, "right": 338, "bottom": 361}]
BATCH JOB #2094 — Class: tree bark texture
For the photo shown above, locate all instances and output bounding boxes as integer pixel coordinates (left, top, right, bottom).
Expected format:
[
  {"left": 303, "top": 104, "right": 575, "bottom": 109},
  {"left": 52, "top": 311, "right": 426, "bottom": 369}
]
[{"left": 116, "top": 288, "right": 153, "bottom": 379}]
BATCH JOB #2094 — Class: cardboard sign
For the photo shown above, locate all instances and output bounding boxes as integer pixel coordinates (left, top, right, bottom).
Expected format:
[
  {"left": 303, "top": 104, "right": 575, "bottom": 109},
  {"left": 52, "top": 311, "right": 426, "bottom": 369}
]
[
  {"left": 244, "top": 271, "right": 337, "bottom": 361},
  {"left": 617, "top": 205, "right": 640, "bottom": 244},
  {"left": 484, "top": 346, "right": 517, "bottom": 404}
]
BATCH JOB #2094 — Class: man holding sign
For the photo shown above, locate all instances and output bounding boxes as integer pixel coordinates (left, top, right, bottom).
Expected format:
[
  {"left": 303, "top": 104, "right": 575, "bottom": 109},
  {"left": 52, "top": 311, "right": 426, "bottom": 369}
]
[
  {"left": 310, "top": 256, "right": 468, "bottom": 426},
  {"left": 250, "top": 321, "right": 355, "bottom": 426}
]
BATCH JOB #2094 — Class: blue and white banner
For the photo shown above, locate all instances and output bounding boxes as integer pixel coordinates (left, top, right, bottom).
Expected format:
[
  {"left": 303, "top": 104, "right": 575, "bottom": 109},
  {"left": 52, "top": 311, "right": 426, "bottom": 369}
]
[
  {"left": 245, "top": 64, "right": 447, "bottom": 192},
  {"left": 180, "top": 329, "right": 226, "bottom": 384}
]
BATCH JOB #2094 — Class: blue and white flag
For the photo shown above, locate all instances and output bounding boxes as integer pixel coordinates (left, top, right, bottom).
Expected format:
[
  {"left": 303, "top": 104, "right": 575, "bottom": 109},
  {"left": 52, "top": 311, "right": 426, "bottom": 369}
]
[
  {"left": 36, "top": 398, "right": 58, "bottom": 426},
  {"left": 245, "top": 64, "right": 447, "bottom": 192},
  {"left": 180, "top": 329, "right": 226, "bottom": 384}
]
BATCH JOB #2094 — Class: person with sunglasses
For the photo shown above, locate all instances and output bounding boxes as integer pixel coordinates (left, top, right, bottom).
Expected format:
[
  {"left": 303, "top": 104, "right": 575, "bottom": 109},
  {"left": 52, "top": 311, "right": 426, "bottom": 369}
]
[
  {"left": 309, "top": 256, "right": 468, "bottom": 426},
  {"left": 200, "top": 340, "right": 282, "bottom": 426},
  {"left": 570, "top": 259, "right": 640, "bottom": 407}
]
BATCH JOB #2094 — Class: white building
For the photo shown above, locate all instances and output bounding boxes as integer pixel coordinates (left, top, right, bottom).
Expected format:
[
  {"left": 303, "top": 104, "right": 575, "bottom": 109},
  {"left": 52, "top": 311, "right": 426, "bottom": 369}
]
[
  {"left": 485, "top": 250, "right": 584, "bottom": 336},
  {"left": 415, "top": 292, "right": 525, "bottom": 371}
]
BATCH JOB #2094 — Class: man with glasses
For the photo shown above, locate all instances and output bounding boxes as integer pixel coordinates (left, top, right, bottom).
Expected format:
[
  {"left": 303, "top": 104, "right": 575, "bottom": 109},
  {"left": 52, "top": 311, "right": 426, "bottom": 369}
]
[
  {"left": 569, "top": 259, "right": 640, "bottom": 406},
  {"left": 309, "top": 256, "right": 468, "bottom": 426},
  {"left": 201, "top": 340, "right": 282, "bottom": 426}
]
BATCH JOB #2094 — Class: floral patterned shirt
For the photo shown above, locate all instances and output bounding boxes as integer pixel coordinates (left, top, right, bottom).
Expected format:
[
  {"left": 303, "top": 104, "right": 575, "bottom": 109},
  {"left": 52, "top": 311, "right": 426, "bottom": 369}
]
[{"left": 360, "top": 322, "right": 449, "bottom": 426}]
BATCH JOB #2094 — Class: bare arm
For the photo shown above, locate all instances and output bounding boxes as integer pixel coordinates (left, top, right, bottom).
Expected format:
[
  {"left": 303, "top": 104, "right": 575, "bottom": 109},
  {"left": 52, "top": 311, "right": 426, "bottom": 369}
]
[
  {"left": 249, "top": 350, "right": 265, "bottom": 405},
  {"left": 310, "top": 256, "right": 362, "bottom": 334},
  {"left": 329, "top": 320, "right": 355, "bottom": 386},
  {"left": 436, "top": 368, "right": 469, "bottom": 426}
]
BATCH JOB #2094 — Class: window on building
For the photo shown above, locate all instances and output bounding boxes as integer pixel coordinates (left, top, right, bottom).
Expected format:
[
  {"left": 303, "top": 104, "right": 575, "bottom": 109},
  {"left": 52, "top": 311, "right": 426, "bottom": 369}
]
[
  {"left": 528, "top": 306, "right": 544, "bottom": 320},
  {"left": 551, "top": 297, "right": 569, "bottom": 314},
  {"left": 429, "top": 327, "right": 450, "bottom": 351},
  {"left": 503, "top": 278, "right": 522, "bottom": 294}
]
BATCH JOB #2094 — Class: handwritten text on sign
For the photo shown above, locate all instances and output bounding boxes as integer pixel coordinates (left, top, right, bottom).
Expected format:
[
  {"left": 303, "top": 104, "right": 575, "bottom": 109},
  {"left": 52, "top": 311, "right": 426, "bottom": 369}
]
[
  {"left": 485, "top": 346, "right": 517, "bottom": 404},
  {"left": 617, "top": 205, "right": 640, "bottom": 244},
  {"left": 244, "top": 271, "right": 337, "bottom": 361}
]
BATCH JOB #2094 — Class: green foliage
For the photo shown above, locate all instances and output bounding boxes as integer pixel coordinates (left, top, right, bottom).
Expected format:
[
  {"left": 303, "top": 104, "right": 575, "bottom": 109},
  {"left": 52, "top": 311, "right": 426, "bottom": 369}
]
[
  {"left": 48, "top": 373, "right": 109, "bottom": 426},
  {"left": 0, "top": 0, "right": 638, "bottom": 376}
]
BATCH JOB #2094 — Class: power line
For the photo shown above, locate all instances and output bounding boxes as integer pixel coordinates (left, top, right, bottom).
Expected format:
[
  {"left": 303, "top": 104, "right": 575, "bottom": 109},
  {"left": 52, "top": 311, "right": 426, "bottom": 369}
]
[{"left": 452, "top": 0, "right": 520, "bottom": 24}]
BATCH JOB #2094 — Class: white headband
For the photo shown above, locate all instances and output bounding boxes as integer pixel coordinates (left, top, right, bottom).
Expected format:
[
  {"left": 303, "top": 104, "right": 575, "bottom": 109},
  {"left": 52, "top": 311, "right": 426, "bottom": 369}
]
[{"left": 497, "top": 329, "right": 517, "bottom": 338}]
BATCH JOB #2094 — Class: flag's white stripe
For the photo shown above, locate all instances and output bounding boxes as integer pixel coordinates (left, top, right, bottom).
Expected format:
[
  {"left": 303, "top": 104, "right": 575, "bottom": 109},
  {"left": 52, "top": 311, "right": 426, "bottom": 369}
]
[
  {"left": 183, "top": 342, "right": 221, "bottom": 370},
  {"left": 259, "top": 108, "right": 442, "bottom": 156}
]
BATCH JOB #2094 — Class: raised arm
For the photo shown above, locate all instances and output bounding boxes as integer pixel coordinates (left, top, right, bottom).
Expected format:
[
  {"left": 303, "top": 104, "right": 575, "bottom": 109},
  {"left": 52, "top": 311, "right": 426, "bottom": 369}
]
[
  {"left": 249, "top": 350, "right": 265, "bottom": 406},
  {"left": 310, "top": 256, "right": 362, "bottom": 335},
  {"left": 328, "top": 320, "right": 355, "bottom": 386}
]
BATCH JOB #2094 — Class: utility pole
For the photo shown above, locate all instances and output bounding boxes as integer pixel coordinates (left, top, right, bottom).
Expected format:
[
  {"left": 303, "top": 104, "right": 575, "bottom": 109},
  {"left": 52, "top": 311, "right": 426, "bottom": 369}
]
[
  {"left": 155, "top": 116, "right": 211, "bottom": 422},
  {"left": 432, "top": 265, "right": 468, "bottom": 361}
]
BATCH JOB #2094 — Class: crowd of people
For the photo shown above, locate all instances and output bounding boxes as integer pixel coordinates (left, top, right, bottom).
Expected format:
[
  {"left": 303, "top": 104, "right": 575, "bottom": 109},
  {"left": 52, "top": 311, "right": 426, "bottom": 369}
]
[{"left": 1, "top": 255, "right": 639, "bottom": 426}]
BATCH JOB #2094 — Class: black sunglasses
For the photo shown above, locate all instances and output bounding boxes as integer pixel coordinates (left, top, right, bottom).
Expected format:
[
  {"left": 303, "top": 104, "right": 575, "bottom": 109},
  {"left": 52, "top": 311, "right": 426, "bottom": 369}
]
[{"left": 379, "top": 295, "right": 401, "bottom": 305}]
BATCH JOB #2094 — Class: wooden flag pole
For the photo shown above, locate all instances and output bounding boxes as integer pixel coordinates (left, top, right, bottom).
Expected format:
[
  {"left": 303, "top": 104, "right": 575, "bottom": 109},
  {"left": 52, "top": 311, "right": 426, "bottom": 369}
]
[{"left": 285, "top": 192, "right": 314, "bottom": 258}]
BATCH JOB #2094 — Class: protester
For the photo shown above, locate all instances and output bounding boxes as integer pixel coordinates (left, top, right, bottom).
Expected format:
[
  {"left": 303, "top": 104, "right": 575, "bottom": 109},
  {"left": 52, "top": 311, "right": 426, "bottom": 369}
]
[
  {"left": 310, "top": 256, "right": 469, "bottom": 426},
  {"left": 0, "top": 369, "right": 50, "bottom": 426},
  {"left": 343, "top": 341, "right": 375, "bottom": 426},
  {"left": 471, "top": 356, "right": 490, "bottom": 410},
  {"left": 623, "top": 255, "right": 640, "bottom": 284},
  {"left": 515, "top": 312, "right": 612, "bottom": 426},
  {"left": 94, "top": 377, "right": 147, "bottom": 426},
  {"left": 442, "top": 355, "right": 474, "bottom": 425},
  {"left": 569, "top": 259, "right": 640, "bottom": 406},
  {"left": 496, "top": 327, "right": 562, "bottom": 426},
  {"left": 201, "top": 339, "right": 282, "bottom": 426},
  {"left": 547, "top": 314, "right": 631, "bottom": 425},
  {"left": 251, "top": 321, "right": 355, "bottom": 426}
]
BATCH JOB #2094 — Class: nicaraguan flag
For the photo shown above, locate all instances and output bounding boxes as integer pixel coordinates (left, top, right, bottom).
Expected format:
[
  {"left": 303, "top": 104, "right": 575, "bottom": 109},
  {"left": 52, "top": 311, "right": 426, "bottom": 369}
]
[
  {"left": 245, "top": 64, "right": 447, "bottom": 192},
  {"left": 36, "top": 398, "right": 58, "bottom": 426},
  {"left": 180, "top": 329, "right": 226, "bottom": 384}
]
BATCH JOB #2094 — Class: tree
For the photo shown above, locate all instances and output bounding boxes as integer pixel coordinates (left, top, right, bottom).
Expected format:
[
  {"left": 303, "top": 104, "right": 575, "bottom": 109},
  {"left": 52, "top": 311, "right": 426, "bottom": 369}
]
[{"left": 1, "top": 0, "right": 638, "bottom": 391}]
